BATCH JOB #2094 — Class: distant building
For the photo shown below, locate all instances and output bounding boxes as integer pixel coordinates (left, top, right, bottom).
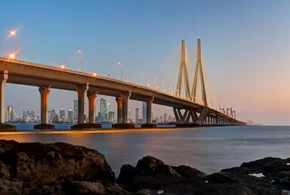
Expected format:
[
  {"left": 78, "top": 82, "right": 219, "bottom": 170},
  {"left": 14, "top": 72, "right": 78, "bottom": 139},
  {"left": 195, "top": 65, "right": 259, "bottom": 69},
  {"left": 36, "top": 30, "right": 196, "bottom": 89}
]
[
  {"left": 73, "top": 100, "right": 78, "bottom": 122},
  {"left": 106, "top": 102, "right": 111, "bottom": 120},
  {"left": 164, "top": 113, "right": 168, "bottom": 122},
  {"left": 100, "top": 98, "right": 106, "bottom": 120},
  {"left": 59, "top": 109, "right": 65, "bottom": 121},
  {"left": 108, "top": 111, "right": 115, "bottom": 123},
  {"left": 36, "top": 114, "right": 40, "bottom": 122},
  {"left": 49, "top": 109, "right": 56, "bottom": 122},
  {"left": 135, "top": 108, "right": 139, "bottom": 122},
  {"left": 168, "top": 115, "right": 172, "bottom": 122},
  {"left": 7, "top": 106, "right": 12, "bottom": 121},
  {"left": 160, "top": 116, "right": 163, "bottom": 123},
  {"left": 142, "top": 102, "right": 146, "bottom": 122},
  {"left": 12, "top": 110, "right": 16, "bottom": 121},
  {"left": 67, "top": 109, "right": 73, "bottom": 123},
  {"left": 5, "top": 109, "right": 8, "bottom": 122}
]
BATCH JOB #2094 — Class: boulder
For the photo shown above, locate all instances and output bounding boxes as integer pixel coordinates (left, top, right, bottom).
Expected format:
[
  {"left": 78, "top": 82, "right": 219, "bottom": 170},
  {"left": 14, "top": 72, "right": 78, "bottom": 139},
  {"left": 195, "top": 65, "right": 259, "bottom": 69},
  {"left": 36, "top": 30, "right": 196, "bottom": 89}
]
[
  {"left": 136, "top": 156, "right": 164, "bottom": 175},
  {"left": 62, "top": 180, "right": 129, "bottom": 195},
  {"left": 118, "top": 164, "right": 137, "bottom": 185},
  {"left": 154, "top": 164, "right": 181, "bottom": 178},
  {"left": 0, "top": 140, "right": 115, "bottom": 187},
  {"left": 172, "top": 165, "right": 206, "bottom": 179}
]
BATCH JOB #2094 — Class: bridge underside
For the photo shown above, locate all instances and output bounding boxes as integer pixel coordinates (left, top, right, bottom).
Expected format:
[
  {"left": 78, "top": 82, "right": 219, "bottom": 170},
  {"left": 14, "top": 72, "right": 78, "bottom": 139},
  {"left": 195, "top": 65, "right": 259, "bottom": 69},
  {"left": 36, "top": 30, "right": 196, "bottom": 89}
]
[{"left": 173, "top": 107, "right": 244, "bottom": 126}]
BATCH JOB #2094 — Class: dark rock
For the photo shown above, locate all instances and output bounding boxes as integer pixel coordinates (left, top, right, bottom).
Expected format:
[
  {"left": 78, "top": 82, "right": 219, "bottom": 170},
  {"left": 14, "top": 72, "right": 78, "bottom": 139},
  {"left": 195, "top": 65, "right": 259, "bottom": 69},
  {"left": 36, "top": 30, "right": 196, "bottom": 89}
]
[
  {"left": 154, "top": 164, "right": 181, "bottom": 178},
  {"left": 117, "top": 164, "right": 137, "bottom": 185},
  {"left": 62, "top": 180, "right": 129, "bottom": 195},
  {"left": 206, "top": 172, "right": 237, "bottom": 183},
  {"left": 0, "top": 140, "right": 115, "bottom": 187},
  {"left": 172, "top": 165, "right": 206, "bottom": 179},
  {"left": 135, "top": 156, "right": 164, "bottom": 175}
]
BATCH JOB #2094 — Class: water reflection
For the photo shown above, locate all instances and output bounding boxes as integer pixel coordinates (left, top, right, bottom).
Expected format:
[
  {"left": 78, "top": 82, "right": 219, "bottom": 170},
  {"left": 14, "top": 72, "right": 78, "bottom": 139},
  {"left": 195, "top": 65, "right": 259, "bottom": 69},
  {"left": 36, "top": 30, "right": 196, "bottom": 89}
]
[{"left": 0, "top": 126, "right": 289, "bottom": 175}]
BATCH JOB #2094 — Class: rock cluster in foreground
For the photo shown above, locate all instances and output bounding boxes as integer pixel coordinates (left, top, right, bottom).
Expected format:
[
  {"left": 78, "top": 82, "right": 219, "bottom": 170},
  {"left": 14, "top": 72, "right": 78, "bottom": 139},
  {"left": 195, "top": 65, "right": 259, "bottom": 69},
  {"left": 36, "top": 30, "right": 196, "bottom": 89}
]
[{"left": 0, "top": 140, "right": 288, "bottom": 195}]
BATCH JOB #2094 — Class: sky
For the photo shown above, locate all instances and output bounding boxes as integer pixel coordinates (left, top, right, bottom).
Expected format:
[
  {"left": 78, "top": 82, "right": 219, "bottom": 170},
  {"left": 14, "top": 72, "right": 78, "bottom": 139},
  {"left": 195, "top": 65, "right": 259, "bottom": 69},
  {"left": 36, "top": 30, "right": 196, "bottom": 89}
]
[{"left": 1, "top": 0, "right": 290, "bottom": 125}]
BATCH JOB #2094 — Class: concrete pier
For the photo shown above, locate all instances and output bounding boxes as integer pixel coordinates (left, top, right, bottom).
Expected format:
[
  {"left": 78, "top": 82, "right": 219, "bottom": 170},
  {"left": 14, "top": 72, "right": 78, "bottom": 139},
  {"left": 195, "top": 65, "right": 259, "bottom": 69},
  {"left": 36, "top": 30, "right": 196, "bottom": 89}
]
[
  {"left": 112, "top": 91, "right": 135, "bottom": 129},
  {"left": 0, "top": 71, "right": 16, "bottom": 131},
  {"left": 141, "top": 97, "right": 156, "bottom": 128},
  {"left": 87, "top": 92, "right": 97, "bottom": 123},
  {"left": 34, "top": 86, "right": 55, "bottom": 130}
]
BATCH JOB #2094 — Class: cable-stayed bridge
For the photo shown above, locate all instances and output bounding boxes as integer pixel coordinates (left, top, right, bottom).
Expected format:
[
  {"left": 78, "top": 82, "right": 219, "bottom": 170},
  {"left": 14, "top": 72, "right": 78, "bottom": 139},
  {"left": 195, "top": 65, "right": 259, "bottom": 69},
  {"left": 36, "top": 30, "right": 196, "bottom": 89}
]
[{"left": 0, "top": 39, "right": 246, "bottom": 130}]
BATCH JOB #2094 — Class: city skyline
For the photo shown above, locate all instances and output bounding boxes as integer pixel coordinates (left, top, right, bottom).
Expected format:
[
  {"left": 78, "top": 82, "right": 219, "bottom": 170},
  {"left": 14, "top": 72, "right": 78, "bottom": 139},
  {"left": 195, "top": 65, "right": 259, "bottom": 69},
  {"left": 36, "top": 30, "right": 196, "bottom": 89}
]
[
  {"left": 1, "top": 1, "right": 290, "bottom": 124},
  {"left": 5, "top": 98, "right": 174, "bottom": 124}
]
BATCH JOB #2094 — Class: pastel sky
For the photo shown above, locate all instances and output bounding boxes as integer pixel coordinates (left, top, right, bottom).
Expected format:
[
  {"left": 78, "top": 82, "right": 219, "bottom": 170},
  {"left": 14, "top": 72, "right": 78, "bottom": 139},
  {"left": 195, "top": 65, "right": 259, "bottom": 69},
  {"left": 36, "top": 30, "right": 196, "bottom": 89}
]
[{"left": 1, "top": 0, "right": 290, "bottom": 125}]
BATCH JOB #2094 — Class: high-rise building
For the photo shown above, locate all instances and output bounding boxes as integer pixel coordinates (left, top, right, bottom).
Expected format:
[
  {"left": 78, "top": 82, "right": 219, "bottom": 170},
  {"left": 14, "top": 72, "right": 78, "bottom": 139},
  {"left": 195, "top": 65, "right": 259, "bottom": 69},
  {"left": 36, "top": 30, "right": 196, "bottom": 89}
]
[
  {"left": 164, "top": 113, "right": 168, "bottom": 122},
  {"left": 5, "top": 109, "right": 8, "bottom": 122},
  {"left": 12, "top": 110, "right": 16, "bottom": 121},
  {"left": 7, "top": 106, "right": 12, "bottom": 121},
  {"left": 168, "top": 115, "right": 172, "bottom": 122},
  {"left": 108, "top": 111, "right": 115, "bottom": 122},
  {"left": 68, "top": 109, "right": 73, "bottom": 123},
  {"left": 30, "top": 110, "right": 35, "bottom": 121},
  {"left": 106, "top": 102, "right": 110, "bottom": 120},
  {"left": 160, "top": 116, "right": 163, "bottom": 123},
  {"left": 100, "top": 98, "right": 107, "bottom": 120},
  {"left": 135, "top": 108, "right": 139, "bottom": 122},
  {"left": 73, "top": 100, "right": 78, "bottom": 122},
  {"left": 142, "top": 102, "right": 146, "bottom": 122},
  {"left": 60, "top": 109, "right": 65, "bottom": 121},
  {"left": 36, "top": 114, "right": 40, "bottom": 122},
  {"left": 49, "top": 109, "right": 56, "bottom": 122}
]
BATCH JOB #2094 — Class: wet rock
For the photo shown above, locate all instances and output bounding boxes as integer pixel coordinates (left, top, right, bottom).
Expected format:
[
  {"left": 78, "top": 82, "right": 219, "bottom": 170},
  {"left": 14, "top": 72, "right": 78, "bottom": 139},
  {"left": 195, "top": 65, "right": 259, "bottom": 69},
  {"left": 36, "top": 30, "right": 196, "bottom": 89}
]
[
  {"left": 136, "top": 156, "right": 164, "bottom": 175},
  {"left": 0, "top": 140, "right": 115, "bottom": 187},
  {"left": 154, "top": 164, "right": 181, "bottom": 178},
  {"left": 62, "top": 180, "right": 129, "bottom": 195},
  {"left": 118, "top": 164, "right": 137, "bottom": 185},
  {"left": 172, "top": 165, "right": 206, "bottom": 179},
  {"left": 206, "top": 172, "right": 237, "bottom": 183}
]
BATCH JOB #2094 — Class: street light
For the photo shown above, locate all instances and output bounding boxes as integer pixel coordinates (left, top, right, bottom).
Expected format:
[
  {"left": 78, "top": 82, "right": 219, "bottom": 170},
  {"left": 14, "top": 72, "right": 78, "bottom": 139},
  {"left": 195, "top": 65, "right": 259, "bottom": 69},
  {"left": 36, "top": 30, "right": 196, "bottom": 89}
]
[
  {"left": 92, "top": 73, "right": 97, "bottom": 76},
  {"left": 9, "top": 30, "right": 18, "bottom": 59},
  {"left": 118, "top": 62, "right": 123, "bottom": 81},
  {"left": 9, "top": 53, "right": 15, "bottom": 59},
  {"left": 60, "top": 64, "right": 65, "bottom": 69},
  {"left": 78, "top": 50, "right": 83, "bottom": 72},
  {"left": 143, "top": 72, "right": 147, "bottom": 86}
]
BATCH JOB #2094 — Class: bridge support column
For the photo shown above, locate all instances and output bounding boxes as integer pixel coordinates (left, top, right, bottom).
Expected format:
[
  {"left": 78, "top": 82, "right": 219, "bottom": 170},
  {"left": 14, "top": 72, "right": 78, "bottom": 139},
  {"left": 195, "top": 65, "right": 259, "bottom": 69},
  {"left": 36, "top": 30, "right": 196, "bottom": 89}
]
[
  {"left": 141, "top": 97, "right": 156, "bottom": 128},
  {"left": 87, "top": 92, "right": 97, "bottom": 123},
  {"left": 0, "top": 71, "right": 15, "bottom": 131},
  {"left": 116, "top": 97, "right": 123, "bottom": 123},
  {"left": 34, "top": 86, "right": 55, "bottom": 129},
  {"left": 122, "top": 92, "right": 131, "bottom": 123},
  {"left": 112, "top": 91, "right": 135, "bottom": 129},
  {"left": 71, "top": 84, "right": 98, "bottom": 130},
  {"left": 76, "top": 84, "right": 89, "bottom": 124}
]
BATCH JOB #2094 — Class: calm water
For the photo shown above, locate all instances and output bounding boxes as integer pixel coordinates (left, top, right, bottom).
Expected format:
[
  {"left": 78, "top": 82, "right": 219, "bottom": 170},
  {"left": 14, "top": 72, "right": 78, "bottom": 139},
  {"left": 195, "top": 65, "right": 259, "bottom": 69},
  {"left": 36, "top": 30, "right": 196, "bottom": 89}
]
[{"left": 0, "top": 125, "right": 289, "bottom": 175}]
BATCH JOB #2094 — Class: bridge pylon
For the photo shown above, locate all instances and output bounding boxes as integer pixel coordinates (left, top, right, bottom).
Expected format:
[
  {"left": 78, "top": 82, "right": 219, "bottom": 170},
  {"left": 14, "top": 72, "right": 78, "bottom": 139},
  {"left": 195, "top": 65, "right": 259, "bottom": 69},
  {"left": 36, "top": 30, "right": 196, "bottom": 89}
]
[
  {"left": 191, "top": 39, "right": 208, "bottom": 106},
  {"left": 176, "top": 40, "right": 190, "bottom": 99}
]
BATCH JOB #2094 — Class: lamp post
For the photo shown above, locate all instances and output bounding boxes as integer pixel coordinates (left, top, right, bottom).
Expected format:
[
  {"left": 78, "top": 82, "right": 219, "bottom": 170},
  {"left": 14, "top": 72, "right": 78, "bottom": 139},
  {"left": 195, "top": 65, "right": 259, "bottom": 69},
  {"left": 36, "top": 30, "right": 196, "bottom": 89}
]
[
  {"left": 78, "top": 50, "right": 83, "bottom": 72},
  {"left": 9, "top": 54, "right": 15, "bottom": 59},
  {"left": 9, "top": 30, "right": 17, "bottom": 59},
  {"left": 118, "top": 62, "right": 123, "bottom": 81}
]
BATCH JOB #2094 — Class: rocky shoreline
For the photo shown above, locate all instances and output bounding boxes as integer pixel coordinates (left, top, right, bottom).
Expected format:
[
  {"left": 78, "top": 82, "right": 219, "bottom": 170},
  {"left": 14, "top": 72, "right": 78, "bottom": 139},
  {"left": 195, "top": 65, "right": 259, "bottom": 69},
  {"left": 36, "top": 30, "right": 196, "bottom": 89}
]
[{"left": 0, "top": 140, "right": 288, "bottom": 195}]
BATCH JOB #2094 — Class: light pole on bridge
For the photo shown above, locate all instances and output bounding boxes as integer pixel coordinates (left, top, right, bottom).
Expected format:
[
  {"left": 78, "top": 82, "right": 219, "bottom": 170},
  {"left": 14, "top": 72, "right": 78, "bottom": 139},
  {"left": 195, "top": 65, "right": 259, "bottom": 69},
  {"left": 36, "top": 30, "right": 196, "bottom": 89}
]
[
  {"left": 78, "top": 50, "right": 84, "bottom": 72},
  {"left": 143, "top": 72, "right": 147, "bottom": 86},
  {"left": 9, "top": 30, "right": 18, "bottom": 59},
  {"left": 118, "top": 62, "right": 123, "bottom": 81}
]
